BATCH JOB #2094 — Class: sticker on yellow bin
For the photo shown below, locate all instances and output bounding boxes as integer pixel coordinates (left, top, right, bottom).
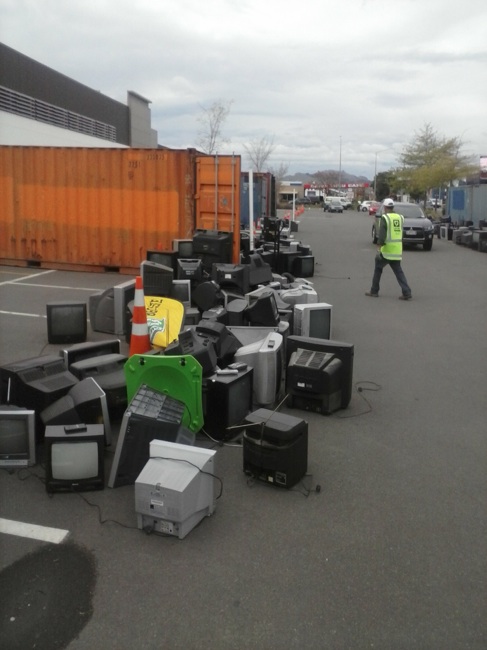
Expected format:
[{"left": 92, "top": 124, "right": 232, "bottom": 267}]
[{"left": 144, "top": 295, "right": 185, "bottom": 349}]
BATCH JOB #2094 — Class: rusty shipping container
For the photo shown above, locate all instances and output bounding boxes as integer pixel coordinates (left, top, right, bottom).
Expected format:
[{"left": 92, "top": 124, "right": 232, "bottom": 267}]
[{"left": 0, "top": 146, "right": 241, "bottom": 272}]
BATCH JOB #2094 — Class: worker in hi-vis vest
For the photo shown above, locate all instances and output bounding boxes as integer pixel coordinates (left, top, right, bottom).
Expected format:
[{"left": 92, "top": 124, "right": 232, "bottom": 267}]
[{"left": 365, "top": 198, "right": 412, "bottom": 300}]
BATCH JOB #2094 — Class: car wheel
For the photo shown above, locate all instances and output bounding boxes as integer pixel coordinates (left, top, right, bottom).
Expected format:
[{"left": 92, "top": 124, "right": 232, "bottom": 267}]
[
  {"left": 423, "top": 240, "right": 433, "bottom": 251},
  {"left": 372, "top": 225, "right": 378, "bottom": 244},
  {"left": 361, "top": 206, "right": 368, "bottom": 212}
]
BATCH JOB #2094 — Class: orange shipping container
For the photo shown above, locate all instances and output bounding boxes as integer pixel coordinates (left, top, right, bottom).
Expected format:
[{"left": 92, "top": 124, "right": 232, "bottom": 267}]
[{"left": 0, "top": 146, "right": 241, "bottom": 272}]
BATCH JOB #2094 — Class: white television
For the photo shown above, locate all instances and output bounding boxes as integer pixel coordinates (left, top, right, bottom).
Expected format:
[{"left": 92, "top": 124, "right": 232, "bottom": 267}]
[
  {"left": 293, "top": 302, "right": 332, "bottom": 339},
  {"left": 135, "top": 440, "right": 217, "bottom": 539},
  {"left": 233, "top": 332, "right": 283, "bottom": 407}
]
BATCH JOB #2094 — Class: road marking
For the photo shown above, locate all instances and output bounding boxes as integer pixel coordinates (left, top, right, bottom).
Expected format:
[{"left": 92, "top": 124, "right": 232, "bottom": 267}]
[
  {"left": 0, "top": 518, "right": 69, "bottom": 544},
  {"left": 0, "top": 310, "right": 46, "bottom": 318}
]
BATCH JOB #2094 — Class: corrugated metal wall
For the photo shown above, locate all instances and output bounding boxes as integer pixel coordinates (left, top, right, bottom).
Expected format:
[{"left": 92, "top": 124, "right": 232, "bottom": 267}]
[
  {"left": 448, "top": 185, "right": 487, "bottom": 227},
  {"left": 0, "top": 146, "right": 241, "bottom": 272}
]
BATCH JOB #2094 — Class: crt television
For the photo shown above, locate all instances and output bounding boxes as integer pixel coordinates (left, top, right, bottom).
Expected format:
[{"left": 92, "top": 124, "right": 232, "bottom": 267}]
[
  {"left": 61, "top": 339, "right": 121, "bottom": 370},
  {"left": 135, "top": 439, "right": 217, "bottom": 539},
  {"left": 202, "top": 367, "right": 253, "bottom": 440},
  {"left": 89, "top": 279, "right": 136, "bottom": 335},
  {"left": 233, "top": 332, "right": 283, "bottom": 407},
  {"left": 44, "top": 424, "right": 105, "bottom": 492},
  {"left": 145, "top": 250, "right": 179, "bottom": 272},
  {"left": 0, "top": 406, "right": 36, "bottom": 468},
  {"left": 293, "top": 302, "right": 332, "bottom": 339},
  {"left": 46, "top": 301, "right": 87, "bottom": 344},
  {"left": 140, "top": 261, "right": 174, "bottom": 297}
]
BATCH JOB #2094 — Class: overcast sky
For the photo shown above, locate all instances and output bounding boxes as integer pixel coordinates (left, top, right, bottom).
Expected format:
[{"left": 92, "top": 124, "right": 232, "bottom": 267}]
[{"left": 2, "top": 0, "right": 487, "bottom": 178}]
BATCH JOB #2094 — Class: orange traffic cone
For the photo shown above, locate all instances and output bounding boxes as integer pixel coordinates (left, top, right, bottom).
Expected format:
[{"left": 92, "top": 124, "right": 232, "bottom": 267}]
[{"left": 129, "top": 275, "right": 151, "bottom": 356}]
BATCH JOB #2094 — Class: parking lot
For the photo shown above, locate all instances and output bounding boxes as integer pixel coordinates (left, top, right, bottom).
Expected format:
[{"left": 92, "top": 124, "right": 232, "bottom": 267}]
[{"left": 1, "top": 208, "right": 486, "bottom": 650}]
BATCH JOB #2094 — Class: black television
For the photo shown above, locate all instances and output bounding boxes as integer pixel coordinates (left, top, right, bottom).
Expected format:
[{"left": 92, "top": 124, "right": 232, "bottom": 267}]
[
  {"left": 202, "top": 367, "right": 253, "bottom": 440},
  {"left": 88, "top": 279, "right": 136, "bottom": 335},
  {"left": 172, "top": 239, "right": 194, "bottom": 258},
  {"left": 146, "top": 249, "right": 179, "bottom": 273},
  {"left": 164, "top": 330, "right": 218, "bottom": 376},
  {"left": 61, "top": 339, "right": 121, "bottom": 369},
  {"left": 40, "top": 377, "right": 112, "bottom": 446},
  {"left": 170, "top": 280, "right": 192, "bottom": 307},
  {"left": 285, "top": 335, "right": 354, "bottom": 409},
  {"left": 293, "top": 255, "right": 315, "bottom": 278},
  {"left": 44, "top": 424, "right": 105, "bottom": 492},
  {"left": 46, "top": 301, "right": 87, "bottom": 344},
  {"left": 0, "top": 355, "right": 79, "bottom": 422},
  {"left": 140, "top": 261, "right": 174, "bottom": 297},
  {"left": 107, "top": 384, "right": 193, "bottom": 488},
  {"left": 245, "top": 291, "right": 280, "bottom": 327},
  {"left": 286, "top": 349, "right": 343, "bottom": 414},
  {"left": 247, "top": 252, "right": 273, "bottom": 287},
  {"left": 211, "top": 263, "right": 250, "bottom": 295},
  {"left": 177, "top": 258, "right": 204, "bottom": 284},
  {"left": 0, "top": 406, "right": 36, "bottom": 468}
]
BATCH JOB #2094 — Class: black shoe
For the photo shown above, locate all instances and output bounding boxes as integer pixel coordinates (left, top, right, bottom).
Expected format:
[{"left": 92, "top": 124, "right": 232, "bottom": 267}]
[
  {"left": 399, "top": 295, "right": 412, "bottom": 300},
  {"left": 365, "top": 291, "right": 379, "bottom": 297}
]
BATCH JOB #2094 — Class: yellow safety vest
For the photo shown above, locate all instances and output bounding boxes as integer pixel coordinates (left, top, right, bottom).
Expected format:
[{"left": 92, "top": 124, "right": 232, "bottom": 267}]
[{"left": 380, "top": 212, "right": 403, "bottom": 260}]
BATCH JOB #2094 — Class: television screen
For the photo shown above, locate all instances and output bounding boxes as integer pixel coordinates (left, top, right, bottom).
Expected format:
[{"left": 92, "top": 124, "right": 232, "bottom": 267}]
[
  {"left": 44, "top": 424, "right": 105, "bottom": 492},
  {"left": 202, "top": 368, "right": 253, "bottom": 440},
  {"left": 170, "top": 280, "right": 191, "bottom": 307},
  {"left": 0, "top": 407, "right": 36, "bottom": 468},
  {"left": 293, "top": 255, "right": 315, "bottom": 278},
  {"left": 46, "top": 302, "right": 87, "bottom": 344},
  {"left": 172, "top": 239, "right": 194, "bottom": 257},
  {"left": 293, "top": 303, "right": 332, "bottom": 339}
]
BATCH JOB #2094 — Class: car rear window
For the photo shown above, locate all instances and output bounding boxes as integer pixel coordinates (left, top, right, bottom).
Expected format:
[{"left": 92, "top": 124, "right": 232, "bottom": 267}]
[{"left": 395, "top": 205, "right": 425, "bottom": 218}]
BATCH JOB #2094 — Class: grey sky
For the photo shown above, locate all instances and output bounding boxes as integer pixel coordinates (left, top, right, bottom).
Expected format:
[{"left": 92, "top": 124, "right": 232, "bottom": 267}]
[{"left": 2, "top": 0, "right": 486, "bottom": 177}]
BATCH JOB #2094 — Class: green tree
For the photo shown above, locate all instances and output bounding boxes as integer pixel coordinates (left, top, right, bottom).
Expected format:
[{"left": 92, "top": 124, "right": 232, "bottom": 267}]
[{"left": 391, "top": 123, "right": 476, "bottom": 202}]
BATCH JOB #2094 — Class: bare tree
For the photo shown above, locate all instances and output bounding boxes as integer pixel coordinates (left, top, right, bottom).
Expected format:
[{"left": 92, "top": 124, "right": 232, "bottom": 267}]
[
  {"left": 268, "top": 161, "right": 290, "bottom": 185},
  {"left": 244, "top": 136, "right": 275, "bottom": 172},
  {"left": 196, "top": 100, "right": 233, "bottom": 154}
]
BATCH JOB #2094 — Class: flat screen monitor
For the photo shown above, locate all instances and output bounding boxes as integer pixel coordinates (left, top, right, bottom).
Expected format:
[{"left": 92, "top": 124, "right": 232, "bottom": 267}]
[
  {"left": 135, "top": 440, "right": 217, "bottom": 539},
  {"left": 146, "top": 250, "right": 179, "bottom": 272},
  {"left": 293, "top": 303, "right": 332, "bottom": 339},
  {"left": 140, "top": 261, "right": 174, "bottom": 297},
  {"left": 46, "top": 301, "right": 87, "bottom": 344},
  {"left": 0, "top": 406, "right": 36, "bottom": 468},
  {"left": 233, "top": 332, "right": 283, "bottom": 407},
  {"left": 44, "top": 424, "right": 105, "bottom": 492}
]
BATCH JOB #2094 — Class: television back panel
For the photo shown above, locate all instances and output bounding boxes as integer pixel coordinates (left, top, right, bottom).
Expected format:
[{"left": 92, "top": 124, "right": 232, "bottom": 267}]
[
  {"left": 0, "top": 355, "right": 79, "bottom": 417},
  {"left": 286, "top": 335, "right": 354, "bottom": 409},
  {"left": 113, "top": 279, "right": 136, "bottom": 335},
  {"left": 242, "top": 408, "right": 308, "bottom": 488},
  {"left": 287, "top": 350, "right": 343, "bottom": 415}
]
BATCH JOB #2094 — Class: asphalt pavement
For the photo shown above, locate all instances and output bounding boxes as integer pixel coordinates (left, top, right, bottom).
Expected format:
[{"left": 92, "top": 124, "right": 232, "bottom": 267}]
[{"left": 1, "top": 207, "right": 486, "bottom": 650}]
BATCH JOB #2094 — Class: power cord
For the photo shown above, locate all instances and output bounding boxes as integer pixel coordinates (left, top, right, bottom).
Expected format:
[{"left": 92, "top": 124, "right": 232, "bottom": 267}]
[{"left": 333, "top": 381, "right": 382, "bottom": 419}]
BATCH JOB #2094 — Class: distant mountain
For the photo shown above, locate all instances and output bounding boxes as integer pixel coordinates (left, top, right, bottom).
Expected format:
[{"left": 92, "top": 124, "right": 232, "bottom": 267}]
[{"left": 283, "top": 171, "right": 371, "bottom": 184}]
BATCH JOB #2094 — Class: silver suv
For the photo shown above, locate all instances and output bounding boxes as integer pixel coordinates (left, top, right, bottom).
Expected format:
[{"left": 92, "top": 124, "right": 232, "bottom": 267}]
[{"left": 372, "top": 201, "right": 434, "bottom": 251}]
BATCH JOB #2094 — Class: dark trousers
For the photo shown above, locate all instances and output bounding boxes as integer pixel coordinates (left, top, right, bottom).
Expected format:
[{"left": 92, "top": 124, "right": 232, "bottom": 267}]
[{"left": 371, "top": 254, "right": 411, "bottom": 297}]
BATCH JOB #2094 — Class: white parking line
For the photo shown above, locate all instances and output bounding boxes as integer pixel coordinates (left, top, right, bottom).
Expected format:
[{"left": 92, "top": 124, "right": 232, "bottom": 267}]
[{"left": 0, "top": 518, "right": 69, "bottom": 544}]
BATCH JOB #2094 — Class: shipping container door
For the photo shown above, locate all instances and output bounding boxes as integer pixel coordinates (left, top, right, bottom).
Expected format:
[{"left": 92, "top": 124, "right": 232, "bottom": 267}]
[{"left": 195, "top": 155, "right": 241, "bottom": 264}]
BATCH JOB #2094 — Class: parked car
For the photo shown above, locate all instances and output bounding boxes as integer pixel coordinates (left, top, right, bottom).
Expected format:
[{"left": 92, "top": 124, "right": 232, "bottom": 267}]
[
  {"left": 325, "top": 200, "right": 344, "bottom": 214},
  {"left": 368, "top": 201, "right": 380, "bottom": 216},
  {"left": 339, "top": 197, "right": 352, "bottom": 210},
  {"left": 372, "top": 201, "right": 435, "bottom": 251},
  {"left": 286, "top": 197, "right": 312, "bottom": 207},
  {"left": 360, "top": 200, "right": 373, "bottom": 212}
]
